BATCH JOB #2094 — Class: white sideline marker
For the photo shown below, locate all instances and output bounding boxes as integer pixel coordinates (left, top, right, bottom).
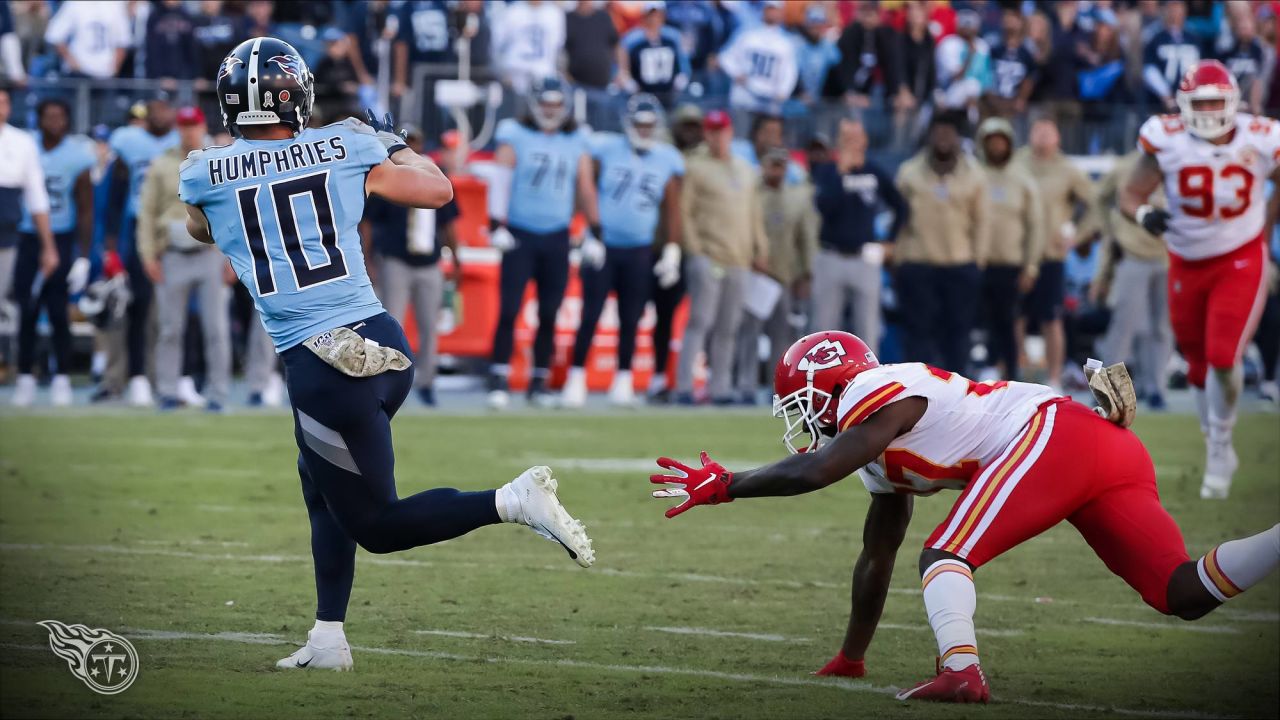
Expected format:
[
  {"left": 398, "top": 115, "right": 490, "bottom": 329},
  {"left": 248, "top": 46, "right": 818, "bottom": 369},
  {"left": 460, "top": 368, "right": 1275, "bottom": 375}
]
[{"left": 414, "top": 629, "right": 576, "bottom": 645}]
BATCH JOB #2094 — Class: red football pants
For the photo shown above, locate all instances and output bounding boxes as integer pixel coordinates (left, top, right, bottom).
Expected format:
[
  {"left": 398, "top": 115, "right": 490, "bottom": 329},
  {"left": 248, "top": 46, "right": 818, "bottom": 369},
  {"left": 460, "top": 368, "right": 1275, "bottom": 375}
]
[
  {"left": 925, "top": 400, "right": 1191, "bottom": 614},
  {"left": 1167, "top": 236, "right": 1268, "bottom": 388}
]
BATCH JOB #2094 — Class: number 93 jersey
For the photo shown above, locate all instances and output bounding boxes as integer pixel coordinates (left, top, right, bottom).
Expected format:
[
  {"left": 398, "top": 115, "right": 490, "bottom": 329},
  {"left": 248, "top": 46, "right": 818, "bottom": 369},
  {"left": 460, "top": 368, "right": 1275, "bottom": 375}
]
[
  {"left": 1138, "top": 112, "right": 1280, "bottom": 260},
  {"left": 179, "top": 118, "right": 388, "bottom": 350},
  {"left": 836, "top": 363, "right": 1060, "bottom": 496}
]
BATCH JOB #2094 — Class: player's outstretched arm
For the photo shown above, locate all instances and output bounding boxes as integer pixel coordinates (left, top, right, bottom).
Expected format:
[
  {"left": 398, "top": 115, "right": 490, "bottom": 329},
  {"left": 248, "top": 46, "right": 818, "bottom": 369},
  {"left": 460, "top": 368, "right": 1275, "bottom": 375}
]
[
  {"left": 363, "top": 110, "right": 454, "bottom": 209},
  {"left": 650, "top": 398, "right": 923, "bottom": 518}
]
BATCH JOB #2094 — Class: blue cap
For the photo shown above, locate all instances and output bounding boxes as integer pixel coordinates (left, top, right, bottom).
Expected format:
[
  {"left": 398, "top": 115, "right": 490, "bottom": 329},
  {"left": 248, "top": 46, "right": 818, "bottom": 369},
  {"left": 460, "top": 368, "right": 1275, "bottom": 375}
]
[{"left": 805, "top": 6, "right": 827, "bottom": 25}]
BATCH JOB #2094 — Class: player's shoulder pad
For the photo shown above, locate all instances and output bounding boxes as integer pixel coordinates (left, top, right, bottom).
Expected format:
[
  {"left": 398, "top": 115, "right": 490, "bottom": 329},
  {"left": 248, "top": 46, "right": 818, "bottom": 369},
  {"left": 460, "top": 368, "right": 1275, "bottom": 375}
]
[
  {"left": 178, "top": 148, "right": 207, "bottom": 175},
  {"left": 836, "top": 364, "right": 923, "bottom": 433},
  {"left": 1137, "top": 114, "right": 1185, "bottom": 154},
  {"left": 495, "top": 117, "right": 522, "bottom": 144}
]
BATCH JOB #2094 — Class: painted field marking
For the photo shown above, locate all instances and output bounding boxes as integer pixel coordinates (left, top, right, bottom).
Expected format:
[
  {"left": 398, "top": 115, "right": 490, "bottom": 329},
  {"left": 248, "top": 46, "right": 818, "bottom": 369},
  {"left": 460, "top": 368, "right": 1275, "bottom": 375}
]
[
  {"left": 1083, "top": 617, "right": 1242, "bottom": 635},
  {"left": 0, "top": 619, "right": 1237, "bottom": 720},
  {"left": 876, "top": 623, "right": 1025, "bottom": 638},
  {"left": 3, "top": 542, "right": 1276, "bottom": 622},
  {"left": 644, "top": 626, "right": 808, "bottom": 643},
  {"left": 414, "top": 629, "right": 576, "bottom": 645}
]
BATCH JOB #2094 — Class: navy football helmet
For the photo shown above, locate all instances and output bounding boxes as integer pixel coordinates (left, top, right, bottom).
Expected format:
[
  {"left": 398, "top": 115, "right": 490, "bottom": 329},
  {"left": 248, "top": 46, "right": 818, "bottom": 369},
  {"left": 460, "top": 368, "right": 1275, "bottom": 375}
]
[
  {"left": 624, "top": 93, "right": 665, "bottom": 151},
  {"left": 216, "top": 36, "right": 315, "bottom": 137},
  {"left": 528, "top": 76, "right": 570, "bottom": 131}
]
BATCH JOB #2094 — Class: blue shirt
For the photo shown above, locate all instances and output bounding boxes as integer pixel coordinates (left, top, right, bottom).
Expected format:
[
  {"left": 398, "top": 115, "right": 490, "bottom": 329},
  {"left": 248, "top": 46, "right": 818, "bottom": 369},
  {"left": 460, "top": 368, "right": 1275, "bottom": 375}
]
[
  {"left": 793, "top": 35, "right": 840, "bottom": 98},
  {"left": 811, "top": 161, "right": 908, "bottom": 254},
  {"left": 496, "top": 118, "right": 591, "bottom": 234},
  {"left": 396, "top": 0, "right": 454, "bottom": 64},
  {"left": 621, "top": 26, "right": 690, "bottom": 96},
  {"left": 591, "top": 134, "right": 684, "bottom": 248},
  {"left": 178, "top": 119, "right": 388, "bottom": 350},
  {"left": 19, "top": 134, "right": 96, "bottom": 235},
  {"left": 109, "top": 125, "right": 178, "bottom": 218}
]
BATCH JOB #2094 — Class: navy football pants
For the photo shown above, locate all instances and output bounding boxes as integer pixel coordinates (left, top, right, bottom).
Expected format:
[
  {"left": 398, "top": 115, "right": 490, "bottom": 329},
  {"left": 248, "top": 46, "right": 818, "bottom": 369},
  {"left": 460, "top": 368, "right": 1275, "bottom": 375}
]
[
  {"left": 489, "top": 226, "right": 571, "bottom": 376},
  {"left": 572, "top": 245, "right": 651, "bottom": 370},
  {"left": 281, "top": 312, "right": 500, "bottom": 621},
  {"left": 14, "top": 232, "right": 75, "bottom": 374}
]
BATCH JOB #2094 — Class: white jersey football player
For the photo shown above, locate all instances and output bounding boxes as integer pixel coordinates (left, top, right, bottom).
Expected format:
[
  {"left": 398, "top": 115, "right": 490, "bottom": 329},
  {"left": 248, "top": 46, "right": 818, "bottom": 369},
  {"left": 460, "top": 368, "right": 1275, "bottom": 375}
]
[{"left": 1120, "top": 59, "right": 1280, "bottom": 499}]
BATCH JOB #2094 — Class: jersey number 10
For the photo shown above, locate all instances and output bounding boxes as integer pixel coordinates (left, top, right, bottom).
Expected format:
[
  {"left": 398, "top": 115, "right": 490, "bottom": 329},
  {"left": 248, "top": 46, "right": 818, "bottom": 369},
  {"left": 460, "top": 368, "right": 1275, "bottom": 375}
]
[{"left": 236, "top": 171, "right": 348, "bottom": 296}]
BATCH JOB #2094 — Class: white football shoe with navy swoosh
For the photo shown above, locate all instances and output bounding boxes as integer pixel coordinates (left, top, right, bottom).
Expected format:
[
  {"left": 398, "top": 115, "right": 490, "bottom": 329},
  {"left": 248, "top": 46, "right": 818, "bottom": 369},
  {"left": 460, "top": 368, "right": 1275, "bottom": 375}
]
[
  {"left": 276, "top": 630, "right": 353, "bottom": 671},
  {"left": 508, "top": 466, "right": 595, "bottom": 568}
]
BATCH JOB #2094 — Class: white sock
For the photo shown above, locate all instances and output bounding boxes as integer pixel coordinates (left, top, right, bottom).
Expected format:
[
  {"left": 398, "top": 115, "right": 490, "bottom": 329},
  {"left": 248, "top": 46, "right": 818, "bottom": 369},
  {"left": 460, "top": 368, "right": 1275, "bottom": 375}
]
[
  {"left": 1197, "top": 524, "right": 1280, "bottom": 602},
  {"left": 1206, "top": 366, "right": 1242, "bottom": 443},
  {"left": 495, "top": 484, "right": 521, "bottom": 524},
  {"left": 566, "top": 366, "right": 586, "bottom": 385},
  {"left": 312, "top": 619, "right": 344, "bottom": 637},
  {"left": 649, "top": 373, "right": 668, "bottom": 393},
  {"left": 1193, "top": 386, "right": 1209, "bottom": 436},
  {"left": 921, "top": 559, "right": 980, "bottom": 671}
]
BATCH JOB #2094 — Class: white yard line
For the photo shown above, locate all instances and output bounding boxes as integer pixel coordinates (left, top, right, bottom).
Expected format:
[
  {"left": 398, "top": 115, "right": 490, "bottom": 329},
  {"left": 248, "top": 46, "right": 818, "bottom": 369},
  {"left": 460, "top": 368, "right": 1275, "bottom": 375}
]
[
  {"left": 0, "top": 542, "right": 476, "bottom": 569},
  {"left": 413, "top": 629, "right": 576, "bottom": 645},
  {"left": 0, "top": 619, "right": 1237, "bottom": 719},
  {"left": 1083, "top": 617, "right": 1242, "bottom": 635},
  {"left": 876, "top": 623, "right": 1025, "bottom": 638},
  {"left": 644, "top": 626, "right": 808, "bottom": 643}
]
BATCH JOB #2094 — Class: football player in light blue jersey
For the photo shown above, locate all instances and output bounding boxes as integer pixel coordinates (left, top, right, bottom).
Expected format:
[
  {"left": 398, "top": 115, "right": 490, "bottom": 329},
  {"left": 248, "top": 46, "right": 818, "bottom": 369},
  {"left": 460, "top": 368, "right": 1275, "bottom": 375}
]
[
  {"left": 561, "top": 95, "right": 685, "bottom": 409},
  {"left": 180, "top": 37, "right": 594, "bottom": 672},
  {"left": 485, "top": 76, "right": 599, "bottom": 409},
  {"left": 11, "top": 99, "right": 96, "bottom": 407},
  {"left": 105, "top": 96, "right": 178, "bottom": 406}
]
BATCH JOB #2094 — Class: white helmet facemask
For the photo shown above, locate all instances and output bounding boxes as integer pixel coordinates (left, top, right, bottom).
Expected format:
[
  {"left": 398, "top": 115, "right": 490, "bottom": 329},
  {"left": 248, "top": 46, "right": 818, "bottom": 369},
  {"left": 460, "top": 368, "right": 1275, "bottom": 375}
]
[
  {"left": 1177, "top": 84, "right": 1239, "bottom": 139},
  {"left": 772, "top": 373, "right": 834, "bottom": 455}
]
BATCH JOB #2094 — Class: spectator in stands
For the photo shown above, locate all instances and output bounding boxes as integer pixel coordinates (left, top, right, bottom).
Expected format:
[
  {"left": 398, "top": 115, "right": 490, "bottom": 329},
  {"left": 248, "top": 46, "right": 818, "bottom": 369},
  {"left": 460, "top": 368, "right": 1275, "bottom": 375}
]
[
  {"left": 45, "top": 0, "right": 131, "bottom": 78},
  {"left": 453, "top": 0, "right": 491, "bottom": 70},
  {"left": 394, "top": 0, "right": 456, "bottom": 101},
  {"left": 1078, "top": 10, "right": 1128, "bottom": 152},
  {"left": 103, "top": 97, "right": 178, "bottom": 407},
  {"left": 836, "top": 0, "right": 903, "bottom": 111},
  {"left": 139, "top": 107, "right": 230, "bottom": 412},
  {"left": 11, "top": 99, "right": 91, "bottom": 407},
  {"left": 564, "top": 0, "right": 619, "bottom": 91},
  {"left": 0, "top": 3, "right": 24, "bottom": 85},
  {"left": 676, "top": 110, "right": 767, "bottom": 404},
  {"left": 492, "top": 0, "right": 565, "bottom": 94},
  {"left": 1029, "top": 5, "right": 1084, "bottom": 151},
  {"left": 897, "top": 0, "right": 934, "bottom": 120},
  {"left": 718, "top": 0, "right": 797, "bottom": 115},
  {"left": 984, "top": 7, "right": 1038, "bottom": 118},
  {"left": 664, "top": 0, "right": 735, "bottom": 77},
  {"left": 145, "top": 0, "right": 198, "bottom": 84},
  {"left": 1144, "top": 0, "right": 1201, "bottom": 111},
  {"left": 894, "top": 111, "right": 988, "bottom": 372},
  {"left": 1219, "top": 10, "right": 1270, "bottom": 112},
  {"left": 342, "top": 0, "right": 398, "bottom": 109},
  {"left": 975, "top": 116, "right": 1042, "bottom": 381},
  {"left": 314, "top": 28, "right": 361, "bottom": 117},
  {"left": 193, "top": 1, "right": 248, "bottom": 90},
  {"left": 1014, "top": 118, "right": 1096, "bottom": 393},
  {"left": 810, "top": 118, "right": 907, "bottom": 353},
  {"left": 649, "top": 103, "right": 704, "bottom": 403},
  {"left": 934, "top": 8, "right": 991, "bottom": 112},
  {"left": 244, "top": 0, "right": 275, "bottom": 39},
  {"left": 618, "top": 2, "right": 689, "bottom": 107},
  {"left": 734, "top": 147, "right": 816, "bottom": 404},
  {"left": 1092, "top": 149, "right": 1171, "bottom": 410},
  {"left": 793, "top": 5, "right": 841, "bottom": 105},
  {"left": 361, "top": 127, "right": 461, "bottom": 407}
]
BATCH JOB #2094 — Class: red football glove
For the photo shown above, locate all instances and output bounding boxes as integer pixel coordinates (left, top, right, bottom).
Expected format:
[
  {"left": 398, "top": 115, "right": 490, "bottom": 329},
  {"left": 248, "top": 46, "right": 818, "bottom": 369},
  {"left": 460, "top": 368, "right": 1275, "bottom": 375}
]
[
  {"left": 814, "top": 650, "right": 866, "bottom": 678},
  {"left": 650, "top": 451, "right": 734, "bottom": 518},
  {"left": 102, "top": 250, "right": 124, "bottom": 279}
]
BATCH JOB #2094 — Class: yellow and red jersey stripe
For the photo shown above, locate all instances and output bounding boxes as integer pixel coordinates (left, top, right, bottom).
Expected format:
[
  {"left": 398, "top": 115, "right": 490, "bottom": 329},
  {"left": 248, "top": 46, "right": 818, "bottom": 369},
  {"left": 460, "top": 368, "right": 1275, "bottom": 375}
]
[{"left": 838, "top": 382, "right": 906, "bottom": 432}]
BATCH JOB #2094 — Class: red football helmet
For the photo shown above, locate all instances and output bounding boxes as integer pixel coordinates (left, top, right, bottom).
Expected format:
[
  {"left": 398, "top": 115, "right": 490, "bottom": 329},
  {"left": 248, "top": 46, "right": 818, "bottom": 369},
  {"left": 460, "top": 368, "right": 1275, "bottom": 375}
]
[
  {"left": 773, "top": 331, "right": 880, "bottom": 454},
  {"left": 1176, "top": 60, "right": 1239, "bottom": 139}
]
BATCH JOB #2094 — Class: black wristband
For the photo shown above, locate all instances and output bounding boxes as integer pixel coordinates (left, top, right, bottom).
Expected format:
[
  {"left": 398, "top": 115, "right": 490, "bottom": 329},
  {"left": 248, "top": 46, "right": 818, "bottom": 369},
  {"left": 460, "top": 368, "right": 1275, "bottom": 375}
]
[
  {"left": 386, "top": 143, "right": 409, "bottom": 157},
  {"left": 590, "top": 224, "right": 603, "bottom": 239}
]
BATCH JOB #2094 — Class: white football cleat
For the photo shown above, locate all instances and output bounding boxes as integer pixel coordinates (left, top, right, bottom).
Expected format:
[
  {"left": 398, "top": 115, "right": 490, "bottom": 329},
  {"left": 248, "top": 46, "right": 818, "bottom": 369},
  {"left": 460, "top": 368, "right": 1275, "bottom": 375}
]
[
  {"left": 177, "top": 376, "right": 207, "bottom": 408},
  {"left": 1200, "top": 437, "right": 1238, "bottom": 500},
  {"left": 127, "top": 375, "right": 154, "bottom": 407},
  {"left": 561, "top": 367, "right": 587, "bottom": 409},
  {"left": 261, "top": 372, "right": 285, "bottom": 407},
  {"left": 487, "top": 389, "right": 509, "bottom": 410},
  {"left": 506, "top": 466, "right": 595, "bottom": 567},
  {"left": 609, "top": 370, "right": 636, "bottom": 407},
  {"left": 50, "top": 375, "right": 73, "bottom": 407},
  {"left": 276, "top": 630, "right": 353, "bottom": 671},
  {"left": 12, "top": 374, "right": 36, "bottom": 407}
]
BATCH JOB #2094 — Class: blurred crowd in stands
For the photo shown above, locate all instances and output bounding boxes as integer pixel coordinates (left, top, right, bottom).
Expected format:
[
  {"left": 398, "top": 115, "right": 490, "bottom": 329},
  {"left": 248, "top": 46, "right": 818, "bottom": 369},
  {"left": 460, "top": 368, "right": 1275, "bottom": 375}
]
[{"left": 0, "top": 0, "right": 1278, "bottom": 412}]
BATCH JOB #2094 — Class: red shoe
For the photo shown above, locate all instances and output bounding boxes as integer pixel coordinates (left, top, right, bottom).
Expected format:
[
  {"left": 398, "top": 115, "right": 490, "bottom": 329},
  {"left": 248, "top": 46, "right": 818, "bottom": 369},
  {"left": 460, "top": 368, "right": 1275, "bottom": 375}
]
[
  {"left": 813, "top": 651, "right": 865, "bottom": 678},
  {"left": 895, "top": 662, "right": 990, "bottom": 703}
]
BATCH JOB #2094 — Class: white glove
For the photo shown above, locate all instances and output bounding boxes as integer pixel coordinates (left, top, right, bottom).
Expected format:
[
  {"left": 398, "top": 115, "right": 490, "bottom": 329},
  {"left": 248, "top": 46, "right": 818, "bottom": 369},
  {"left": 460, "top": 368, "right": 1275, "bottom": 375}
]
[
  {"left": 580, "top": 232, "right": 607, "bottom": 271},
  {"left": 67, "top": 257, "right": 90, "bottom": 294},
  {"left": 490, "top": 225, "right": 517, "bottom": 253},
  {"left": 654, "top": 243, "right": 681, "bottom": 289}
]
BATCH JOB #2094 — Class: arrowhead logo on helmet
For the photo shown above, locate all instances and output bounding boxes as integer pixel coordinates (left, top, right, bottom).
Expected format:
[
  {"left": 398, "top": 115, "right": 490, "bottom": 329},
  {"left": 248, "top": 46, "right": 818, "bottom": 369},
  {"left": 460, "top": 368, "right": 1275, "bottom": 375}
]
[{"left": 797, "top": 339, "right": 848, "bottom": 372}]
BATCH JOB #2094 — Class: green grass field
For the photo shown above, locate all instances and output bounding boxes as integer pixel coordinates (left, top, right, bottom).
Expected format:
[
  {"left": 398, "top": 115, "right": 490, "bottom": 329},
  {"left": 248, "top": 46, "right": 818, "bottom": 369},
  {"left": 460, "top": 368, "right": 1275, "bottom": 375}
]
[{"left": 0, "top": 408, "right": 1277, "bottom": 719}]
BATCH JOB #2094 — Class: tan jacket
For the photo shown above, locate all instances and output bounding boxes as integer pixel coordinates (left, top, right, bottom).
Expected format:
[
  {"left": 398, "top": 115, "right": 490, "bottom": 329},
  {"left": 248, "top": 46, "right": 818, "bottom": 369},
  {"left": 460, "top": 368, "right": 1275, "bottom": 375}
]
[
  {"left": 1094, "top": 150, "right": 1168, "bottom": 288},
  {"left": 759, "top": 180, "right": 818, "bottom": 285},
  {"left": 137, "top": 146, "right": 206, "bottom": 262},
  {"left": 895, "top": 152, "right": 989, "bottom": 266},
  {"left": 980, "top": 161, "right": 1044, "bottom": 274},
  {"left": 1013, "top": 147, "right": 1096, "bottom": 262},
  {"left": 681, "top": 147, "right": 767, "bottom": 268}
]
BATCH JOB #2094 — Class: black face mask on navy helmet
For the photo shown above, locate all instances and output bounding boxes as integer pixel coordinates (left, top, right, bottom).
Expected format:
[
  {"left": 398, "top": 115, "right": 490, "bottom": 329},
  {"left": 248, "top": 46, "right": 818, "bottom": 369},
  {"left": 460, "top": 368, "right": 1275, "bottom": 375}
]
[{"left": 216, "top": 36, "right": 315, "bottom": 138}]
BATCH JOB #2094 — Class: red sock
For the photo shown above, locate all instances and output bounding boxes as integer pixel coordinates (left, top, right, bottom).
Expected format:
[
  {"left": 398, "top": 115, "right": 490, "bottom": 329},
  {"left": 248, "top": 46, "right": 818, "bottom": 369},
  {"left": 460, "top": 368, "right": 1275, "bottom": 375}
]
[{"left": 814, "top": 650, "right": 866, "bottom": 678}]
